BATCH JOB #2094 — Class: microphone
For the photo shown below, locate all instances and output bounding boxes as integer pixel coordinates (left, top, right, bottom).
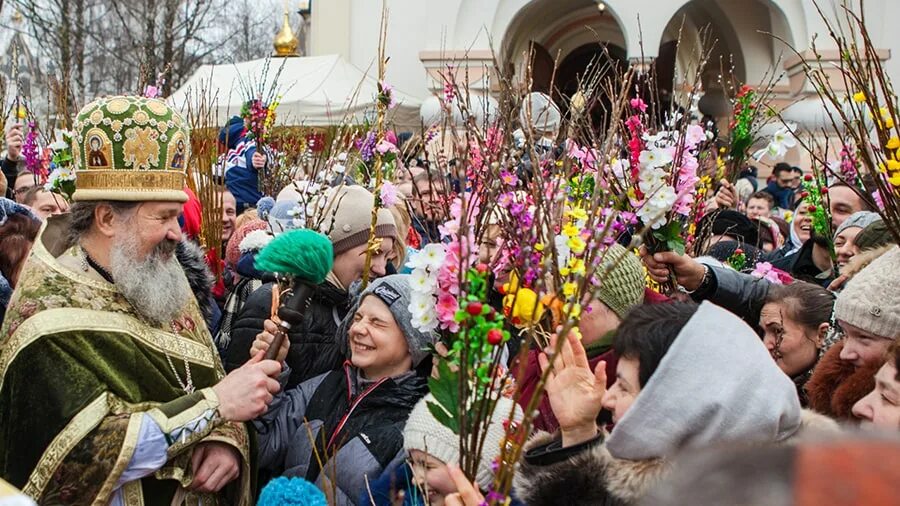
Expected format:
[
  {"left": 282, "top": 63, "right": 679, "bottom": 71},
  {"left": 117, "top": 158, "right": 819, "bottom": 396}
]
[{"left": 253, "top": 228, "right": 334, "bottom": 361}]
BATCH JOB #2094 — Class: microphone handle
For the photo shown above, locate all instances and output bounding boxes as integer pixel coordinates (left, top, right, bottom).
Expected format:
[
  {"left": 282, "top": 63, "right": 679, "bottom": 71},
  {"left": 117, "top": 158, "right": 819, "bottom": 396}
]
[{"left": 263, "top": 281, "right": 316, "bottom": 361}]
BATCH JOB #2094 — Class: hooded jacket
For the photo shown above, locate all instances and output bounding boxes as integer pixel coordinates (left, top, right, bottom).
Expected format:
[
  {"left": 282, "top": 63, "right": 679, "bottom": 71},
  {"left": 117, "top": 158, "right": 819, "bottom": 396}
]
[
  {"left": 513, "top": 302, "right": 838, "bottom": 506},
  {"left": 255, "top": 363, "right": 429, "bottom": 505},
  {"left": 225, "top": 280, "right": 351, "bottom": 388},
  {"left": 214, "top": 250, "right": 275, "bottom": 355}
]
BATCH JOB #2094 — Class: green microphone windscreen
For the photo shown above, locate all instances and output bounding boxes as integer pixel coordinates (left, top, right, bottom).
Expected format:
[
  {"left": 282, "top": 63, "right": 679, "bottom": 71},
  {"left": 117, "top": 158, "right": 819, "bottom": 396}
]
[{"left": 254, "top": 229, "right": 334, "bottom": 284}]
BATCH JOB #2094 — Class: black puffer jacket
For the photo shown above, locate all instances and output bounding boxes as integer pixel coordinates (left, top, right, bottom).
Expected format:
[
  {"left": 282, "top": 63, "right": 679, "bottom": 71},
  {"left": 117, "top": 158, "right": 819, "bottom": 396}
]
[
  {"left": 255, "top": 363, "right": 429, "bottom": 505},
  {"left": 225, "top": 280, "right": 351, "bottom": 388}
]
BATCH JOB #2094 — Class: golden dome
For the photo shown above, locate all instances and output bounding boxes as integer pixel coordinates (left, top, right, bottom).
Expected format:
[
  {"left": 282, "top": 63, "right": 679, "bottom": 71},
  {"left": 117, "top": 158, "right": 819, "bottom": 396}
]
[{"left": 273, "top": 12, "right": 299, "bottom": 57}]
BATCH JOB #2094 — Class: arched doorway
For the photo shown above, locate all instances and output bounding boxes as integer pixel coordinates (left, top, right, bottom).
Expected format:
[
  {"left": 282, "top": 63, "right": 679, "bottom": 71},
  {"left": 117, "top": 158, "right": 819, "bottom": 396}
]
[{"left": 500, "top": 0, "right": 629, "bottom": 129}]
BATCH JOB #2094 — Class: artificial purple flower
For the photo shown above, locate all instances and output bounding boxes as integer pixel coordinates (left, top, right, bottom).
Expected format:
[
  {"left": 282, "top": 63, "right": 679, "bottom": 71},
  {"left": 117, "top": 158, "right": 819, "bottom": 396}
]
[{"left": 355, "top": 131, "right": 377, "bottom": 162}]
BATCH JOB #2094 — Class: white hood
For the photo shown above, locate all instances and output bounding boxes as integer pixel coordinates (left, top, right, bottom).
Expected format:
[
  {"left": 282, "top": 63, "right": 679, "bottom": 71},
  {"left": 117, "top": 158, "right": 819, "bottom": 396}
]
[{"left": 605, "top": 302, "right": 802, "bottom": 460}]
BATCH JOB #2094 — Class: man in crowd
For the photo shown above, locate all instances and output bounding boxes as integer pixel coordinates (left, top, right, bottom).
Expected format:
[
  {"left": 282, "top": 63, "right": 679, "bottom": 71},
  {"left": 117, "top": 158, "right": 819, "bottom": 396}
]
[
  {"left": 409, "top": 169, "right": 447, "bottom": 245},
  {"left": 763, "top": 163, "right": 797, "bottom": 211},
  {"left": 219, "top": 116, "right": 267, "bottom": 213},
  {"left": 745, "top": 191, "right": 774, "bottom": 220},
  {"left": 221, "top": 188, "right": 238, "bottom": 248},
  {"left": 0, "top": 96, "right": 282, "bottom": 504},
  {"left": 21, "top": 187, "right": 69, "bottom": 220}
]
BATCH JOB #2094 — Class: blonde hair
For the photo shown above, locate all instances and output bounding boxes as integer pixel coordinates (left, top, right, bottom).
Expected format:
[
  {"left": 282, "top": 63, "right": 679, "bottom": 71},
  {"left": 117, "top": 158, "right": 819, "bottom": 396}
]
[
  {"left": 388, "top": 197, "right": 410, "bottom": 267},
  {"left": 234, "top": 209, "right": 259, "bottom": 230}
]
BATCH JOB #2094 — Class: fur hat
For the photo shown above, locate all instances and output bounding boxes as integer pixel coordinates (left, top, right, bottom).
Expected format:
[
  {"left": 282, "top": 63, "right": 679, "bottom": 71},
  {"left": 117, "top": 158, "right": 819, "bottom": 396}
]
[
  {"left": 349, "top": 274, "right": 438, "bottom": 367},
  {"left": 834, "top": 245, "right": 900, "bottom": 339},
  {"left": 853, "top": 220, "right": 894, "bottom": 252},
  {"left": 404, "top": 393, "right": 524, "bottom": 489},
  {"left": 319, "top": 185, "right": 397, "bottom": 255}
]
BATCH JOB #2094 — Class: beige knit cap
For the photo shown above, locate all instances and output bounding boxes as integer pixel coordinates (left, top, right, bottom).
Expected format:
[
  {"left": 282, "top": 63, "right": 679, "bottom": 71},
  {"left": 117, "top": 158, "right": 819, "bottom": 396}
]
[
  {"left": 318, "top": 185, "right": 397, "bottom": 255},
  {"left": 834, "top": 245, "right": 900, "bottom": 339}
]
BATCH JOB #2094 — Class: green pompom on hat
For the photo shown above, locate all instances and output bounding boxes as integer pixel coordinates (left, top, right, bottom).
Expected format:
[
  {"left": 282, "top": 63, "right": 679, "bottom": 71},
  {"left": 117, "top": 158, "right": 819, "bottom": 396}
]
[{"left": 71, "top": 95, "right": 190, "bottom": 202}]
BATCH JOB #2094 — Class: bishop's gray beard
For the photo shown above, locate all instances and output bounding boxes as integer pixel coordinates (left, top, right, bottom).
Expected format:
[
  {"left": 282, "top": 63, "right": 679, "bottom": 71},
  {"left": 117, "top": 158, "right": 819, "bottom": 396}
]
[{"left": 109, "top": 233, "right": 191, "bottom": 327}]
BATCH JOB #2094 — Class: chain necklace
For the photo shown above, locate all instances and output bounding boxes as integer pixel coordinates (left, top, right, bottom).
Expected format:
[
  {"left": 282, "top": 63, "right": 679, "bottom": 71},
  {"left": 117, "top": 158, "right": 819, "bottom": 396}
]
[
  {"left": 167, "top": 320, "right": 196, "bottom": 394},
  {"left": 80, "top": 247, "right": 115, "bottom": 283}
]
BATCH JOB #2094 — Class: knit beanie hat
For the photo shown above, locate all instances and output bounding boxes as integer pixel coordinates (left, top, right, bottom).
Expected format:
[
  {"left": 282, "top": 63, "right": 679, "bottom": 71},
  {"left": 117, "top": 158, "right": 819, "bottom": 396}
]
[
  {"left": 854, "top": 219, "right": 895, "bottom": 252},
  {"left": 834, "top": 245, "right": 900, "bottom": 339},
  {"left": 225, "top": 219, "right": 267, "bottom": 267},
  {"left": 349, "top": 274, "right": 438, "bottom": 367},
  {"left": 318, "top": 185, "right": 397, "bottom": 255},
  {"left": 404, "top": 394, "right": 524, "bottom": 490},
  {"left": 833, "top": 211, "right": 881, "bottom": 240},
  {"left": 594, "top": 243, "right": 646, "bottom": 319}
]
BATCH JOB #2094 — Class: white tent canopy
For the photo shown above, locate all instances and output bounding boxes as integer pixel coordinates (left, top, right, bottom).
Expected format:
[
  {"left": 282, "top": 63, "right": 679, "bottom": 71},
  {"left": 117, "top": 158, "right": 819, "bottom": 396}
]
[{"left": 169, "top": 54, "right": 421, "bottom": 130}]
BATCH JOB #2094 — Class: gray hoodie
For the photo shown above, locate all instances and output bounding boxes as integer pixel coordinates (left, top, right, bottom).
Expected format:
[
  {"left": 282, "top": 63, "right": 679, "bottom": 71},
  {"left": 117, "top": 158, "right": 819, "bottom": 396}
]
[{"left": 605, "top": 301, "right": 802, "bottom": 460}]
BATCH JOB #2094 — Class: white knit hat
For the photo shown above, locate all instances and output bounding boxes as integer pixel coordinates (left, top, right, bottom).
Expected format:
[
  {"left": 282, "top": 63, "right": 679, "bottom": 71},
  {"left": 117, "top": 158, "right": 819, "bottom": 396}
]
[
  {"left": 834, "top": 245, "right": 900, "bottom": 339},
  {"left": 403, "top": 394, "right": 523, "bottom": 490}
]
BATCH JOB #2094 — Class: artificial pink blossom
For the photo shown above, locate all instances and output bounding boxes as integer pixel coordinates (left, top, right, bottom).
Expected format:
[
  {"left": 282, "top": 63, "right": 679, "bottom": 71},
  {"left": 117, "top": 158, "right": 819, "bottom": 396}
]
[
  {"left": 376, "top": 139, "right": 399, "bottom": 155},
  {"left": 630, "top": 97, "right": 647, "bottom": 113},
  {"left": 380, "top": 181, "right": 399, "bottom": 207}
]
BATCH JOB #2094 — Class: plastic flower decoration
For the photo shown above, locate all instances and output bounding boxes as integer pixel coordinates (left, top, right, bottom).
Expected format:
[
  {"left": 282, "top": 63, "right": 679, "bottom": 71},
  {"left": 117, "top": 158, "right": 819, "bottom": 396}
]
[
  {"left": 754, "top": 124, "right": 797, "bottom": 161},
  {"left": 377, "top": 80, "right": 398, "bottom": 110}
]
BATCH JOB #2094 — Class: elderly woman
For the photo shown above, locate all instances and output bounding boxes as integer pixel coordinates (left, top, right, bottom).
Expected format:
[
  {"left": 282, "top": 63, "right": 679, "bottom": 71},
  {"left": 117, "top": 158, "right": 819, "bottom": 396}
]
[{"left": 252, "top": 274, "right": 438, "bottom": 505}]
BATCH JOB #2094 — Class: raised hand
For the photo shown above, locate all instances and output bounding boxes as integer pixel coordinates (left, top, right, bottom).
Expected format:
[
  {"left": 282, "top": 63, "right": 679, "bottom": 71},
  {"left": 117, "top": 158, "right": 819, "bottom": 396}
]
[
  {"left": 443, "top": 465, "right": 485, "bottom": 506},
  {"left": 250, "top": 319, "right": 289, "bottom": 363},
  {"left": 639, "top": 246, "right": 707, "bottom": 290},
  {"left": 539, "top": 331, "right": 605, "bottom": 447},
  {"left": 212, "top": 351, "right": 282, "bottom": 421},
  {"left": 5, "top": 124, "right": 23, "bottom": 160}
]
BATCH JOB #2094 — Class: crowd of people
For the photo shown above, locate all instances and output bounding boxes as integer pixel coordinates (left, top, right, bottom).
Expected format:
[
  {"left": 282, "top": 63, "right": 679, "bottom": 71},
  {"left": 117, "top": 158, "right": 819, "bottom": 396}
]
[{"left": 0, "top": 92, "right": 898, "bottom": 506}]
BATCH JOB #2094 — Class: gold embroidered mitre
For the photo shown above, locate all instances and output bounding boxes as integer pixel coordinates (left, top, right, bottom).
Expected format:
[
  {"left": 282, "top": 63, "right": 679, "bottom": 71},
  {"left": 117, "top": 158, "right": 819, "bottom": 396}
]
[{"left": 71, "top": 96, "right": 189, "bottom": 202}]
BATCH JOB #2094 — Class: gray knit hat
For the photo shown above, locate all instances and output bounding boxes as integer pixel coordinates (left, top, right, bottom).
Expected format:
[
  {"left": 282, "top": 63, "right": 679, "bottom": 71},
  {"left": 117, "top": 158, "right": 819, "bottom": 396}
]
[
  {"left": 594, "top": 244, "right": 646, "bottom": 319},
  {"left": 833, "top": 211, "right": 882, "bottom": 240},
  {"left": 403, "top": 393, "right": 524, "bottom": 489},
  {"left": 318, "top": 185, "right": 397, "bottom": 255},
  {"left": 342, "top": 274, "right": 438, "bottom": 367},
  {"left": 834, "top": 245, "right": 900, "bottom": 339}
]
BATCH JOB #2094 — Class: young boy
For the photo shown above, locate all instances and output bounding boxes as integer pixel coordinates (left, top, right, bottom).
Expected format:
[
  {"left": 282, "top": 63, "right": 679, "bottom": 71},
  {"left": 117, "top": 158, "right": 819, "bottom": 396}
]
[{"left": 366, "top": 394, "right": 524, "bottom": 505}]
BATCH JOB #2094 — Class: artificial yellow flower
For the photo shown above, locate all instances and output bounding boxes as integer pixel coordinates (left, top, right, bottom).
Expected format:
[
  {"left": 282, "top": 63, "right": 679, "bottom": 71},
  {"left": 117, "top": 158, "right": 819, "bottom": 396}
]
[
  {"left": 889, "top": 172, "right": 900, "bottom": 187},
  {"left": 853, "top": 91, "right": 866, "bottom": 103},
  {"left": 562, "top": 223, "right": 580, "bottom": 238},
  {"left": 568, "top": 258, "right": 586, "bottom": 275},
  {"left": 534, "top": 242, "right": 544, "bottom": 252},
  {"left": 567, "top": 236, "right": 586, "bottom": 254},
  {"left": 563, "top": 303, "right": 582, "bottom": 319},
  {"left": 559, "top": 267, "right": 571, "bottom": 277},
  {"left": 887, "top": 136, "right": 900, "bottom": 150},
  {"left": 567, "top": 207, "right": 588, "bottom": 221},
  {"left": 879, "top": 162, "right": 888, "bottom": 174},
  {"left": 562, "top": 282, "right": 577, "bottom": 298},
  {"left": 15, "top": 106, "right": 26, "bottom": 119},
  {"left": 887, "top": 159, "right": 900, "bottom": 171},
  {"left": 886, "top": 117, "right": 896, "bottom": 129}
]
